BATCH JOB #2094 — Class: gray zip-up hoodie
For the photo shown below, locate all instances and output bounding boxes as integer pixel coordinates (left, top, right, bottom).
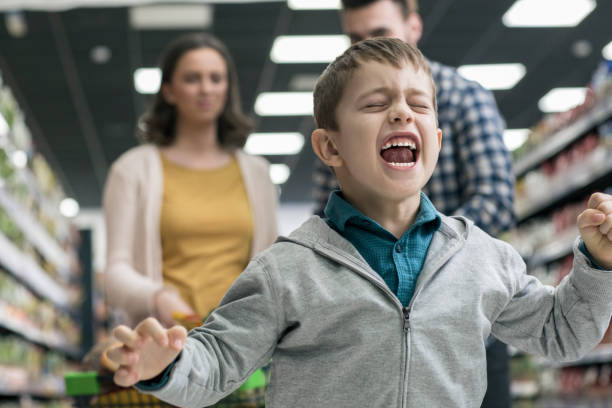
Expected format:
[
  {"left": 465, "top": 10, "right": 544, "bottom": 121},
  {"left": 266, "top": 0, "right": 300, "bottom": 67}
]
[{"left": 148, "top": 215, "right": 612, "bottom": 407}]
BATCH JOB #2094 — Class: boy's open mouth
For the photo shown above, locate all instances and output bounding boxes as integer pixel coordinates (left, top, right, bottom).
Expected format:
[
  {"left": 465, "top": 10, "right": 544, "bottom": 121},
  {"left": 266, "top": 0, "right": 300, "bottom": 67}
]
[{"left": 380, "top": 136, "right": 419, "bottom": 167}]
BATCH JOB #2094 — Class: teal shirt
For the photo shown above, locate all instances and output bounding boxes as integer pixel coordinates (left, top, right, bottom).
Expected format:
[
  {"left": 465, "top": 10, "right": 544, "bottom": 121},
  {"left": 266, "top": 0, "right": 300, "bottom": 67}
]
[{"left": 324, "top": 191, "right": 441, "bottom": 307}]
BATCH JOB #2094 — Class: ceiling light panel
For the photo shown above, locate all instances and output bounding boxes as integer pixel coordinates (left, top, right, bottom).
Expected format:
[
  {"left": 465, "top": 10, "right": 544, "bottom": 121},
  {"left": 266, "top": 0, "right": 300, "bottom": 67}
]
[
  {"left": 244, "top": 132, "right": 305, "bottom": 155},
  {"left": 254, "top": 92, "right": 313, "bottom": 116},
  {"left": 269, "top": 164, "right": 291, "bottom": 185},
  {"left": 129, "top": 4, "right": 213, "bottom": 29},
  {"left": 502, "top": 0, "right": 596, "bottom": 27},
  {"left": 503, "top": 129, "right": 530, "bottom": 151},
  {"left": 287, "top": 0, "right": 341, "bottom": 10},
  {"left": 457, "top": 63, "right": 526, "bottom": 90},
  {"left": 134, "top": 68, "right": 161, "bottom": 94},
  {"left": 271, "top": 35, "right": 350, "bottom": 63},
  {"left": 603, "top": 40, "right": 612, "bottom": 60},
  {"left": 538, "top": 87, "right": 586, "bottom": 113}
]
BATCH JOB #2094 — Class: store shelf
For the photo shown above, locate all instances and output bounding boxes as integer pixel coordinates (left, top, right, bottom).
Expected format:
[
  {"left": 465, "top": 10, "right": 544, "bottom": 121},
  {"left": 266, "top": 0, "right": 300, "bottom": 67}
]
[
  {"left": 526, "top": 227, "right": 577, "bottom": 269},
  {"left": 0, "top": 232, "right": 68, "bottom": 307},
  {"left": 538, "top": 344, "right": 612, "bottom": 368},
  {"left": 0, "top": 301, "right": 79, "bottom": 358},
  {"left": 0, "top": 188, "right": 71, "bottom": 278},
  {"left": 516, "top": 150, "right": 612, "bottom": 222},
  {"left": 0, "top": 367, "right": 64, "bottom": 398},
  {"left": 514, "top": 95, "right": 612, "bottom": 178},
  {"left": 562, "top": 343, "right": 612, "bottom": 367}
]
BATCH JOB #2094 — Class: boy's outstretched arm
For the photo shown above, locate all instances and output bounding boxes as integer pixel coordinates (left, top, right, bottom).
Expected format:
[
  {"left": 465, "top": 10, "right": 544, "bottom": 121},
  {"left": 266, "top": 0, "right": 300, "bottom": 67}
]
[
  {"left": 578, "top": 192, "right": 612, "bottom": 270},
  {"left": 492, "top": 192, "right": 612, "bottom": 362},
  {"left": 107, "top": 317, "right": 187, "bottom": 387}
]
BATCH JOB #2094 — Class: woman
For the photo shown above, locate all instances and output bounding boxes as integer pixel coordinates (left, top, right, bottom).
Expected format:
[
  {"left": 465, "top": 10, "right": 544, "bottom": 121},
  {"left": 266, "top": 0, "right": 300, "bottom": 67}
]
[{"left": 103, "top": 33, "right": 278, "bottom": 328}]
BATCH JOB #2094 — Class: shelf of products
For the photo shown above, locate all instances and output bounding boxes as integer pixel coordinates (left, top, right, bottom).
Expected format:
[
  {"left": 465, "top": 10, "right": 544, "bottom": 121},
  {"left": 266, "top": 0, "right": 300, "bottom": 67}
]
[
  {"left": 0, "top": 335, "right": 76, "bottom": 398},
  {"left": 513, "top": 94, "right": 612, "bottom": 178},
  {"left": 516, "top": 137, "right": 612, "bottom": 222},
  {"left": 0, "top": 70, "right": 83, "bottom": 405},
  {"left": 507, "top": 60, "right": 612, "bottom": 406}
]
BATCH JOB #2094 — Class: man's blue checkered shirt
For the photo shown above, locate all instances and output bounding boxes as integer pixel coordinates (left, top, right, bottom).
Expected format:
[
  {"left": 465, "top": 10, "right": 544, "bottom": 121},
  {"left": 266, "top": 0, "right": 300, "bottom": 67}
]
[{"left": 313, "top": 59, "right": 516, "bottom": 237}]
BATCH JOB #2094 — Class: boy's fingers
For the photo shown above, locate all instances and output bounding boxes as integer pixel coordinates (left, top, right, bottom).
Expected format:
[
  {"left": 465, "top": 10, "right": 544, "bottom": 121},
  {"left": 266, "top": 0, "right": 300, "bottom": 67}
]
[
  {"left": 113, "top": 325, "right": 139, "bottom": 348},
  {"left": 577, "top": 209, "right": 606, "bottom": 230},
  {"left": 596, "top": 199, "right": 612, "bottom": 214},
  {"left": 598, "top": 214, "right": 612, "bottom": 236},
  {"left": 588, "top": 192, "right": 612, "bottom": 210},
  {"left": 106, "top": 345, "right": 139, "bottom": 366},
  {"left": 114, "top": 366, "right": 140, "bottom": 388},
  {"left": 135, "top": 317, "right": 169, "bottom": 347},
  {"left": 167, "top": 325, "right": 188, "bottom": 350}
]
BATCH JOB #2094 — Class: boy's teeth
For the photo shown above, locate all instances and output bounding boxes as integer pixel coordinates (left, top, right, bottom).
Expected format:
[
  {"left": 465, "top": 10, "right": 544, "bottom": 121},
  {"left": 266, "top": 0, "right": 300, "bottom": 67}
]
[
  {"left": 390, "top": 162, "right": 415, "bottom": 167},
  {"left": 382, "top": 141, "right": 416, "bottom": 150}
]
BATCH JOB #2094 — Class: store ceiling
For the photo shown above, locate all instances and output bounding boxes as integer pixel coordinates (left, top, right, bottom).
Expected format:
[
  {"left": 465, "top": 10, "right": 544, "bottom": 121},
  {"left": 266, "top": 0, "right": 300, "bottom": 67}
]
[{"left": 0, "top": 0, "right": 610, "bottom": 207}]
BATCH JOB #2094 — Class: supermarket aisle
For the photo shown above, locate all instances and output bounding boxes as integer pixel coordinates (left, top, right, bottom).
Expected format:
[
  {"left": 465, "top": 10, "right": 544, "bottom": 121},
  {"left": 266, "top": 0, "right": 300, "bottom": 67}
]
[
  {"left": 507, "top": 60, "right": 612, "bottom": 406},
  {"left": 0, "top": 1, "right": 611, "bottom": 408}
]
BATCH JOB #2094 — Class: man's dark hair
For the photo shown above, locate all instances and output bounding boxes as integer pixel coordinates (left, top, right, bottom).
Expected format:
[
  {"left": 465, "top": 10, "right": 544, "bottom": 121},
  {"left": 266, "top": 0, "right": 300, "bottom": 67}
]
[{"left": 341, "top": 0, "right": 418, "bottom": 17}]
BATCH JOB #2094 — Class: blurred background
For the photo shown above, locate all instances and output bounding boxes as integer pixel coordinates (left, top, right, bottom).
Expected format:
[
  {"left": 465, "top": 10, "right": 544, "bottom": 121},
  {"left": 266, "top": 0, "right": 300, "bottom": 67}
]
[{"left": 0, "top": 0, "right": 611, "bottom": 407}]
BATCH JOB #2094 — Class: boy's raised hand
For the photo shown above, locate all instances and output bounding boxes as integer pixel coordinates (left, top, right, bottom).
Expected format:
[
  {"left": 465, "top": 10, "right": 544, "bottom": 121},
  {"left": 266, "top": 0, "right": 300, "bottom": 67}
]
[
  {"left": 107, "top": 317, "right": 187, "bottom": 387},
  {"left": 578, "top": 192, "right": 612, "bottom": 270}
]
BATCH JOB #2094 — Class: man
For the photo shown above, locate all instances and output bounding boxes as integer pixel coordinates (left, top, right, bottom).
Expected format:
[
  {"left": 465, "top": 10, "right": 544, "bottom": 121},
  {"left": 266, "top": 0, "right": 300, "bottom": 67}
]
[{"left": 312, "top": 1, "right": 515, "bottom": 407}]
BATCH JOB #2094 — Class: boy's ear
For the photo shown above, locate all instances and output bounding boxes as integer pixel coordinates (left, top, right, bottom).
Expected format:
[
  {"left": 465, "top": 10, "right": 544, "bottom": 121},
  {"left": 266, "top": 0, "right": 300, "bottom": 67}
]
[
  {"left": 311, "top": 128, "right": 343, "bottom": 168},
  {"left": 436, "top": 128, "right": 443, "bottom": 150}
]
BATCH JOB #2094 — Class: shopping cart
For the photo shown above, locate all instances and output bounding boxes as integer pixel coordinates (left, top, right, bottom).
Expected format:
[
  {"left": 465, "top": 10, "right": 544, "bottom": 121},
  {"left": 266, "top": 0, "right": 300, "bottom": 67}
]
[
  {"left": 64, "top": 368, "right": 266, "bottom": 408},
  {"left": 64, "top": 312, "right": 266, "bottom": 407}
]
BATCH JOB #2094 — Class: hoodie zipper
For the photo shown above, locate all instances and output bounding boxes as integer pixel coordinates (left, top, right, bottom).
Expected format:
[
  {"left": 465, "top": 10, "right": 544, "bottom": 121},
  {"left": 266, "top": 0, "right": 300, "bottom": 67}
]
[
  {"left": 308, "top": 238, "right": 463, "bottom": 408},
  {"left": 401, "top": 306, "right": 411, "bottom": 408},
  {"left": 309, "top": 245, "right": 413, "bottom": 407}
]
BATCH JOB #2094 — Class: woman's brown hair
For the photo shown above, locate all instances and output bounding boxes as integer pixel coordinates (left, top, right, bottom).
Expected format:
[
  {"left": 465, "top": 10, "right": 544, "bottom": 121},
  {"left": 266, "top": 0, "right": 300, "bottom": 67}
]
[{"left": 139, "top": 33, "right": 253, "bottom": 148}]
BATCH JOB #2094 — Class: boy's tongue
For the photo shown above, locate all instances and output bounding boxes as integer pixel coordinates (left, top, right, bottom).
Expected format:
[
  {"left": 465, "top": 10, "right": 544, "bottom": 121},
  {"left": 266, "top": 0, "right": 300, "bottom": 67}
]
[{"left": 381, "top": 146, "right": 415, "bottom": 163}]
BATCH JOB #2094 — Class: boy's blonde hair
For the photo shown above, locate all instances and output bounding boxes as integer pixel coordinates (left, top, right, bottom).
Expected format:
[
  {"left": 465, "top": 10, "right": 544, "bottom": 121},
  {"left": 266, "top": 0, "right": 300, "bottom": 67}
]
[{"left": 313, "top": 37, "right": 437, "bottom": 130}]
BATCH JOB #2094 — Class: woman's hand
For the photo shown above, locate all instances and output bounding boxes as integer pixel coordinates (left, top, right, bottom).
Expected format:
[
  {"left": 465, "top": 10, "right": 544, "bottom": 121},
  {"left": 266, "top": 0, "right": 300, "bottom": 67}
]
[
  {"left": 108, "top": 317, "right": 187, "bottom": 387},
  {"left": 578, "top": 192, "right": 612, "bottom": 270},
  {"left": 154, "top": 288, "right": 195, "bottom": 327}
]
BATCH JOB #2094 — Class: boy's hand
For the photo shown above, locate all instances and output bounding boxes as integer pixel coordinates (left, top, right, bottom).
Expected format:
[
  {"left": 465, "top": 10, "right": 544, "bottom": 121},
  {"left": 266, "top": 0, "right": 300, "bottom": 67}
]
[
  {"left": 578, "top": 193, "right": 612, "bottom": 270},
  {"left": 107, "top": 317, "right": 187, "bottom": 387}
]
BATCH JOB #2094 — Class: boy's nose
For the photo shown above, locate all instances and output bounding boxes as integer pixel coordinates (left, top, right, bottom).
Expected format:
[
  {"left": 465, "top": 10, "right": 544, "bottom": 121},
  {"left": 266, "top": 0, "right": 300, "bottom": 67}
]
[{"left": 389, "top": 103, "right": 415, "bottom": 123}]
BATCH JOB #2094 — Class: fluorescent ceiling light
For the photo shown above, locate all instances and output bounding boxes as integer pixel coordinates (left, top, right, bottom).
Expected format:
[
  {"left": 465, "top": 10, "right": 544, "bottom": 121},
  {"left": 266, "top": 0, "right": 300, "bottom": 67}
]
[
  {"left": 269, "top": 164, "right": 291, "bottom": 185},
  {"left": 245, "top": 132, "right": 305, "bottom": 155},
  {"left": 538, "top": 87, "right": 586, "bottom": 113},
  {"left": 129, "top": 4, "right": 213, "bottom": 29},
  {"left": 271, "top": 35, "right": 350, "bottom": 63},
  {"left": 134, "top": 68, "right": 161, "bottom": 94},
  {"left": 457, "top": 63, "right": 526, "bottom": 90},
  {"left": 254, "top": 92, "right": 313, "bottom": 116},
  {"left": 603, "top": 40, "right": 612, "bottom": 60},
  {"left": 60, "top": 197, "right": 80, "bottom": 218},
  {"left": 287, "top": 0, "right": 341, "bottom": 10},
  {"left": 503, "top": 129, "right": 529, "bottom": 151},
  {"left": 502, "top": 0, "right": 596, "bottom": 27},
  {"left": 0, "top": 0, "right": 284, "bottom": 12}
]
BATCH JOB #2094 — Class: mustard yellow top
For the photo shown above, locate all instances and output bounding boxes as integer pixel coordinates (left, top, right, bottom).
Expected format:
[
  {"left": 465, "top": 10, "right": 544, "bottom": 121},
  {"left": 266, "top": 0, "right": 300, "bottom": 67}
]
[{"left": 160, "top": 153, "right": 253, "bottom": 316}]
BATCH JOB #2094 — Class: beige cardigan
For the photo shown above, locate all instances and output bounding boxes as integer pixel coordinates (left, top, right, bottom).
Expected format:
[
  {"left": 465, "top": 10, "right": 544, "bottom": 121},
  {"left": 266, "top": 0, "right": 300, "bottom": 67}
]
[{"left": 103, "top": 144, "right": 278, "bottom": 324}]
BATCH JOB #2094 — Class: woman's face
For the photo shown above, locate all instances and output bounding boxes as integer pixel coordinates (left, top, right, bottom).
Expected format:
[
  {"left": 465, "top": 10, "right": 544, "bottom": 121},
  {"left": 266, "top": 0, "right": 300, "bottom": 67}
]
[{"left": 162, "top": 47, "right": 229, "bottom": 126}]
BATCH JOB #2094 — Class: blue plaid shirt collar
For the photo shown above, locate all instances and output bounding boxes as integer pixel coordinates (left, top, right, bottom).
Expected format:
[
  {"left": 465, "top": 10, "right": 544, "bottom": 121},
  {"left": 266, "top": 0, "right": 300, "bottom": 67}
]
[{"left": 324, "top": 190, "right": 441, "bottom": 235}]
